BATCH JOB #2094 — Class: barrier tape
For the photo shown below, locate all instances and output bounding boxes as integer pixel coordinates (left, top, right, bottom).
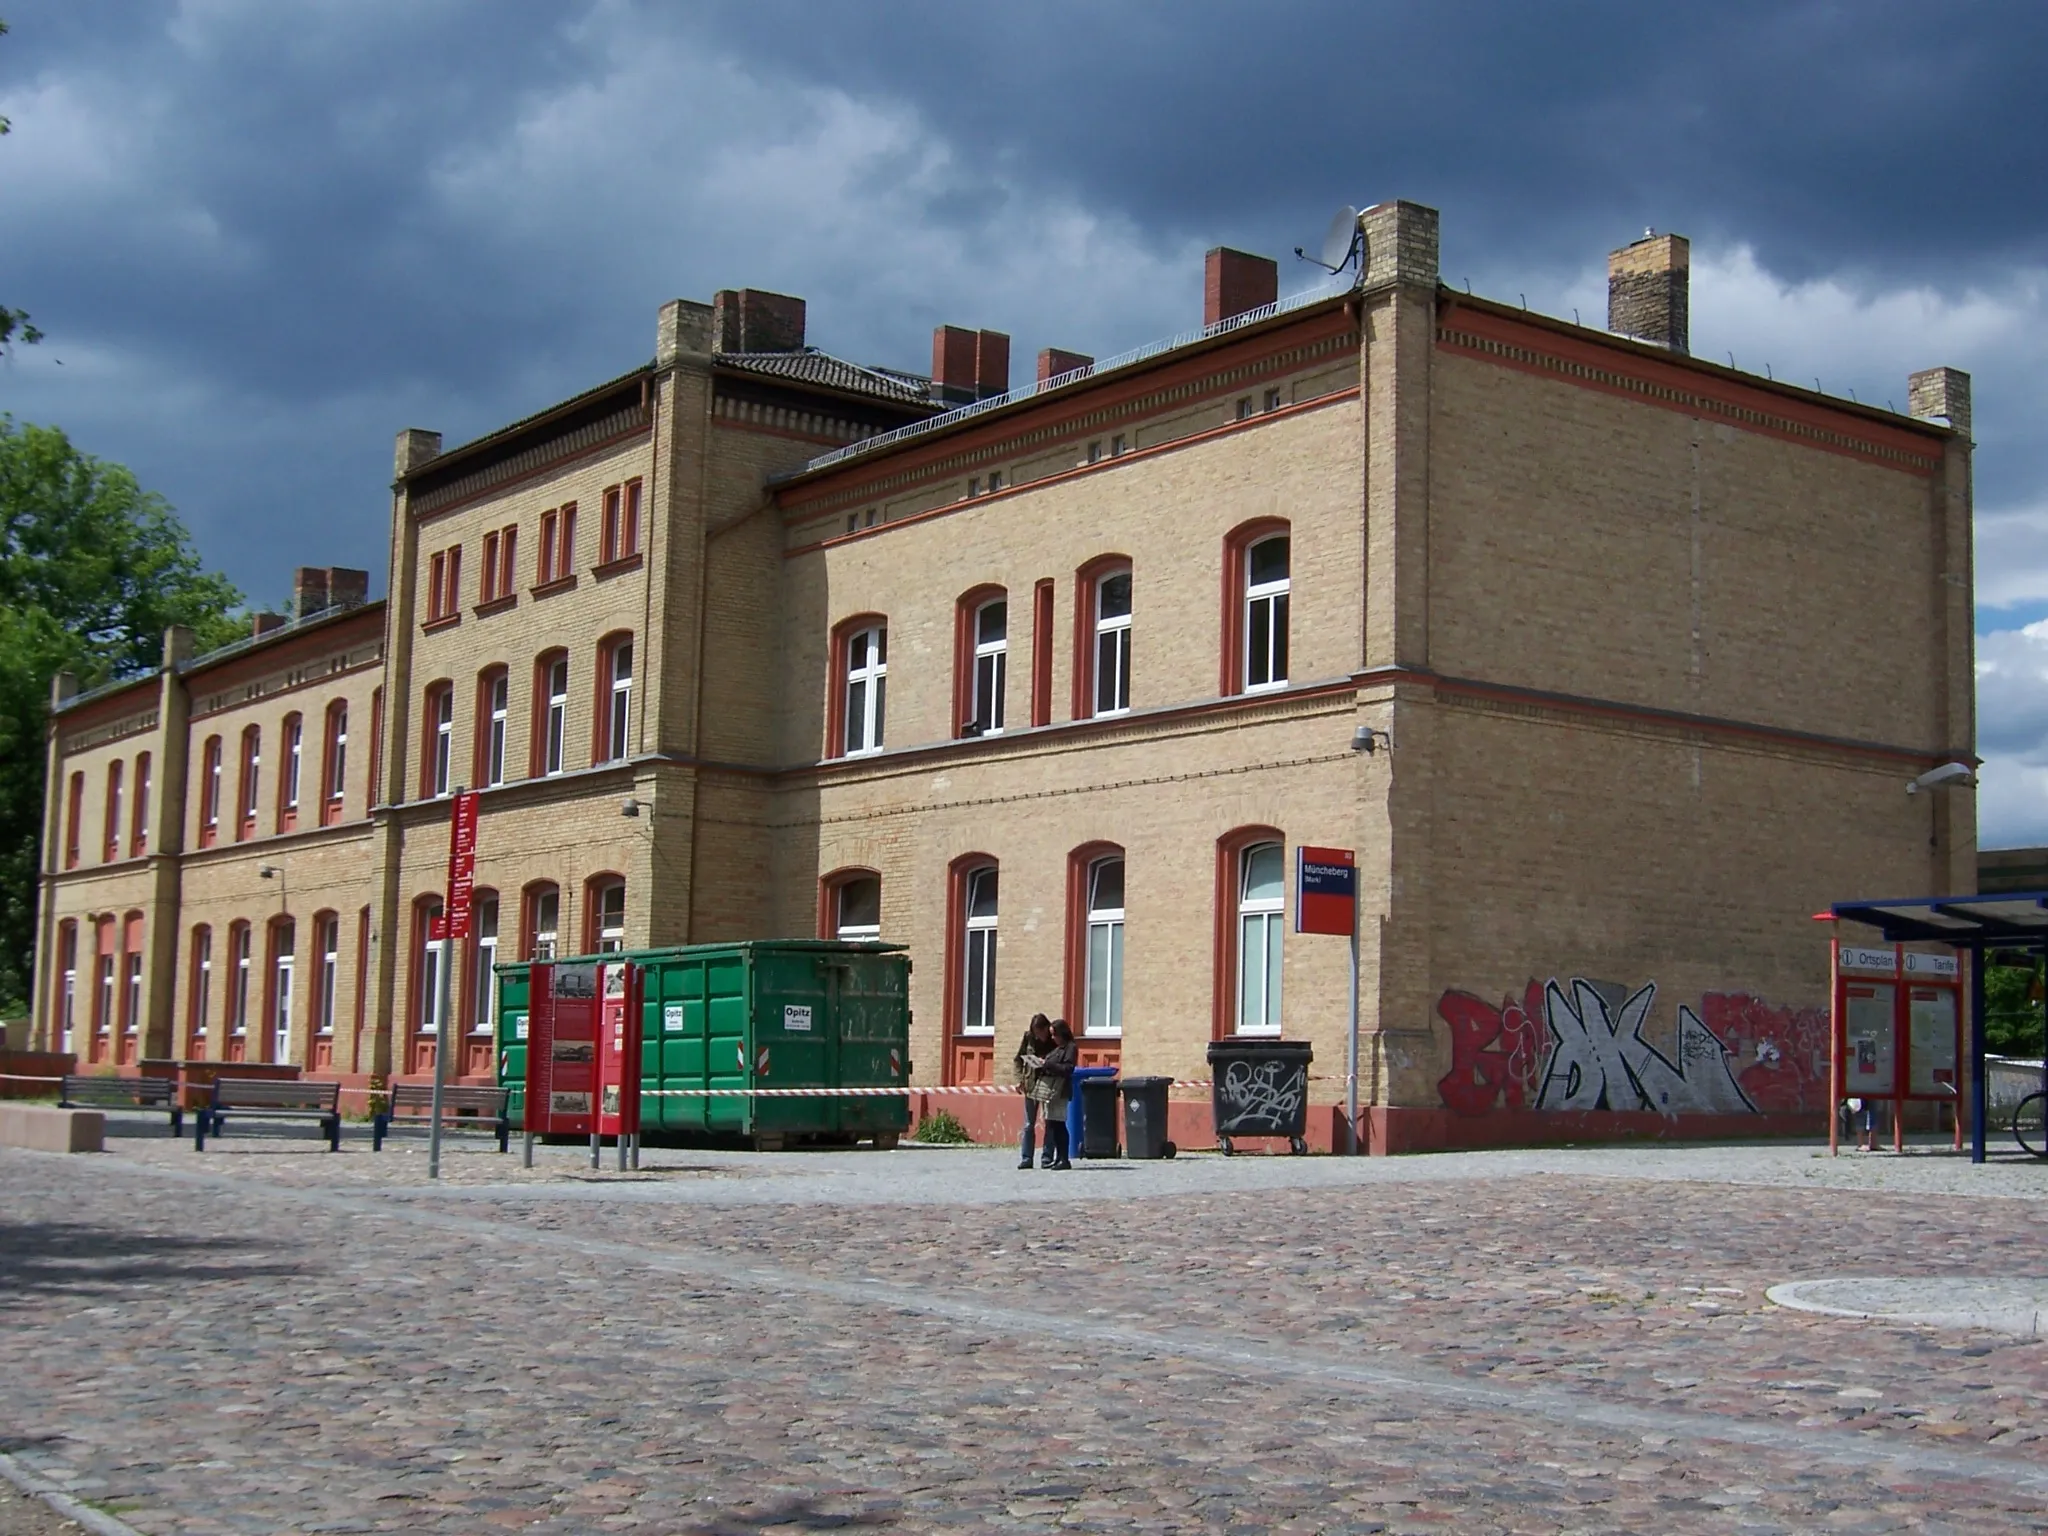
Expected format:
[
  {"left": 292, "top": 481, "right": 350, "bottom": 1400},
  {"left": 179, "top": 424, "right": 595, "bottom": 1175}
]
[{"left": 5, "top": 1074, "right": 1337, "bottom": 1098}]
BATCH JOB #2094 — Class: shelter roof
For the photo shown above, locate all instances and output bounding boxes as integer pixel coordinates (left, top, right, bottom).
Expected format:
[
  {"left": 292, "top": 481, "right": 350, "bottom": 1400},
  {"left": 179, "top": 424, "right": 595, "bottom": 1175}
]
[{"left": 1830, "top": 892, "right": 2048, "bottom": 947}]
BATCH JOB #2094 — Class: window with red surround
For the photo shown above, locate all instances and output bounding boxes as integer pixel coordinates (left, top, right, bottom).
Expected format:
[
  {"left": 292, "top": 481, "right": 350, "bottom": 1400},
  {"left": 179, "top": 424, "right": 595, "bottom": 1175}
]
[
  {"left": 422, "top": 681, "right": 454, "bottom": 798},
  {"left": 479, "top": 524, "right": 519, "bottom": 604},
  {"left": 818, "top": 868, "right": 883, "bottom": 940},
  {"left": 537, "top": 503, "right": 577, "bottom": 585},
  {"left": 497, "top": 525, "right": 517, "bottom": 596},
  {"left": 1063, "top": 841, "right": 1126, "bottom": 1035},
  {"left": 951, "top": 586, "right": 1007, "bottom": 739},
  {"left": 131, "top": 752, "right": 151, "bottom": 856},
  {"left": 481, "top": 531, "right": 500, "bottom": 601},
  {"left": 425, "top": 544, "right": 463, "bottom": 623},
  {"left": 475, "top": 666, "right": 509, "bottom": 788},
  {"left": 102, "top": 760, "right": 123, "bottom": 862},
  {"left": 236, "top": 725, "right": 261, "bottom": 840},
  {"left": 367, "top": 688, "right": 384, "bottom": 810},
  {"left": 594, "top": 632, "right": 633, "bottom": 763},
  {"left": 828, "top": 615, "right": 889, "bottom": 759},
  {"left": 320, "top": 700, "right": 348, "bottom": 825},
  {"left": 64, "top": 771, "right": 84, "bottom": 868},
  {"left": 199, "top": 737, "right": 222, "bottom": 847},
  {"left": 533, "top": 649, "right": 570, "bottom": 776},
  {"left": 601, "top": 480, "right": 642, "bottom": 564},
  {"left": 1221, "top": 519, "right": 1291, "bottom": 695},
  {"left": 1031, "top": 579, "right": 1055, "bottom": 726},
  {"left": 1213, "top": 826, "right": 1287, "bottom": 1039},
  {"left": 278, "top": 713, "right": 303, "bottom": 831},
  {"left": 1071, "top": 555, "right": 1133, "bottom": 721}
]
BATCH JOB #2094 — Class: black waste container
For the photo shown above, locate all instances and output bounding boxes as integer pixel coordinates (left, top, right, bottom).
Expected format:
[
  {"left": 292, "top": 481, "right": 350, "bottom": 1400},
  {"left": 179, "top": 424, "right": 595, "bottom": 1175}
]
[
  {"left": 1120, "top": 1076, "right": 1177, "bottom": 1159},
  {"left": 1077, "top": 1072, "right": 1122, "bottom": 1158},
  {"left": 1206, "top": 1039, "right": 1314, "bottom": 1155}
]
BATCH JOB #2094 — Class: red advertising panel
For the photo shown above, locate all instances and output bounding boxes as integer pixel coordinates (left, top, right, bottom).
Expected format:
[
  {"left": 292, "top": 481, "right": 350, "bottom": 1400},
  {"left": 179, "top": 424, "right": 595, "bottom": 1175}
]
[
  {"left": 445, "top": 790, "right": 481, "bottom": 939},
  {"left": 595, "top": 959, "right": 642, "bottom": 1138},
  {"left": 523, "top": 960, "right": 601, "bottom": 1136},
  {"left": 1833, "top": 945, "right": 1961, "bottom": 1101},
  {"left": 1295, "top": 846, "right": 1357, "bottom": 936}
]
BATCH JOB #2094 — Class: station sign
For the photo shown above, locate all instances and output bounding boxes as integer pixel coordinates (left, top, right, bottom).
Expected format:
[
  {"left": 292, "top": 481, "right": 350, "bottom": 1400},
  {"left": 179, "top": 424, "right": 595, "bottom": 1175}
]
[{"left": 1295, "top": 846, "right": 1357, "bottom": 936}]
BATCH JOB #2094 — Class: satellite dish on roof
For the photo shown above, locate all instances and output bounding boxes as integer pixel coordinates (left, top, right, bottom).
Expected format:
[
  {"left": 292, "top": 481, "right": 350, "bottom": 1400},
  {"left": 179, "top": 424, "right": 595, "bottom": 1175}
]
[{"left": 1295, "top": 204, "right": 1361, "bottom": 275}]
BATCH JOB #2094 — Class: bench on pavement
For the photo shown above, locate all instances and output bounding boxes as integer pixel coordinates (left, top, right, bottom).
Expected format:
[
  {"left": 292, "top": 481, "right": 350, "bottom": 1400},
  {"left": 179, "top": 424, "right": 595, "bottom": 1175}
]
[
  {"left": 196, "top": 1077, "right": 341, "bottom": 1151},
  {"left": 373, "top": 1083, "right": 511, "bottom": 1153},
  {"left": 58, "top": 1075, "right": 183, "bottom": 1136}
]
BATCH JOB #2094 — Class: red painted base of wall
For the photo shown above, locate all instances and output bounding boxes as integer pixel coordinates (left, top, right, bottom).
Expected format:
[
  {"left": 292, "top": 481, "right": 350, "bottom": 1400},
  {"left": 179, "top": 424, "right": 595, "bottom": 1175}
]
[
  {"left": 914, "top": 1090, "right": 1826, "bottom": 1156},
  {"left": 0, "top": 1050, "right": 75, "bottom": 1098}
]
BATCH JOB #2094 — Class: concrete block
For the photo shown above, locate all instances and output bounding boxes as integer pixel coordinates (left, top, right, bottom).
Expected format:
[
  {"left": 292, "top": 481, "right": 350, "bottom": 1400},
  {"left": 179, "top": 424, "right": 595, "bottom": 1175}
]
[{"left": 0, "top": 1104, "right": 104, "bottom": 1153}]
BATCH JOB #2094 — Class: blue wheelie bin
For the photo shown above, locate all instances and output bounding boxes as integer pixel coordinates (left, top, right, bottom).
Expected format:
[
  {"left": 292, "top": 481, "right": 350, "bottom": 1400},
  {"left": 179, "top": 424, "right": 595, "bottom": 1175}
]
[{"left": 1068, "top": 1065, "right": 1120, "bottom": 1159}]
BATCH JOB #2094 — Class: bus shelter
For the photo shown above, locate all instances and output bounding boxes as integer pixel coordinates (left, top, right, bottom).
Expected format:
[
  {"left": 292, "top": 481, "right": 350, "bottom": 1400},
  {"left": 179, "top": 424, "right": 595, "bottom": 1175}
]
[{"left": 1827, "top": 891, "right": 2048, "bottom": 1163}]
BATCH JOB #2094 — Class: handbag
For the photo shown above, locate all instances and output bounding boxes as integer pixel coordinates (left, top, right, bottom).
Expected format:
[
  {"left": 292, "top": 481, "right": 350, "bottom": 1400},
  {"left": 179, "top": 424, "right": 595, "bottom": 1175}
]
[{"left": 1026, "top": 1073, "right": 1058, "bottom": 1103}]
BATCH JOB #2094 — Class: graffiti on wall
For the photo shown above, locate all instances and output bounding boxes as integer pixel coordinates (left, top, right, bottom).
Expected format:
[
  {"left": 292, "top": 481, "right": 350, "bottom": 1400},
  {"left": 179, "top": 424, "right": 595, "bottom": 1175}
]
[{"left": 1436, "top": 977, "right": 1826, "bottom": 1117}]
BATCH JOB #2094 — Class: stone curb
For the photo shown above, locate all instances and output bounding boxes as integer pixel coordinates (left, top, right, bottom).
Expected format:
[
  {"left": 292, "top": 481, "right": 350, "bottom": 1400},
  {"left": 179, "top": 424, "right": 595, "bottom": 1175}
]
[
  {"left": 0, "top": 1450, "right": 150, "bottom": 1536},
  {"left": 1767, "top": 1276, "right": 2048, "bottom": 1337}
]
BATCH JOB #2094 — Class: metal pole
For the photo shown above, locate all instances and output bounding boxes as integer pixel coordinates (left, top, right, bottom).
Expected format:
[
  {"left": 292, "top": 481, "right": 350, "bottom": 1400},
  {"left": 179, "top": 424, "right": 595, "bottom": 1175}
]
[
  {"left": 1346, "top": 918, "right": 1360, "bottom": 1156},
  {"left": 428, "top": 929, "right": 455, "bottom": 1180},
  {"left": 1970, "top": 944, "right": 1987, "bottom": 1164},
  {"left": 1827, "top": 925, "right": 1840, "bottom": 1157}
]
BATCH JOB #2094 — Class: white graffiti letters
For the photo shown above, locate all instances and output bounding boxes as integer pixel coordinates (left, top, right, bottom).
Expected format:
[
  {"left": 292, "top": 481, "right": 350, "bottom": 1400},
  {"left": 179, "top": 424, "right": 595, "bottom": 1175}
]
[{"left": 1534, "top": 979, "right": 1756, "bottom": 1115}]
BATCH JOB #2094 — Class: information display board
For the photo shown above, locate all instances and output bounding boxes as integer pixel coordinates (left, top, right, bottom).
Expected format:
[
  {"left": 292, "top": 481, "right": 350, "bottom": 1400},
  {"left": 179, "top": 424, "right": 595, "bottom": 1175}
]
[
  {"left": 524, "top": 960, "right": 601, "bottom": 1137},
  {"left": 1294, "top": 846, "right": 1356, "bottom": 937},
  {"left": 594, "top": 959, "right": 642, "bottom": 1139},
  {"left": 1833, "top": 945, "right": 1961, "bottom": 1102}
]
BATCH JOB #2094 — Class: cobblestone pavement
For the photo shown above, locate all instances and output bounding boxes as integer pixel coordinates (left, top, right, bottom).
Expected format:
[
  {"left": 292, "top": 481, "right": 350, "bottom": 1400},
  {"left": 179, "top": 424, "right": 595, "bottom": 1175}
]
[{"left": 2, "top": 1136, "right": 2045, "bottom": 1534}]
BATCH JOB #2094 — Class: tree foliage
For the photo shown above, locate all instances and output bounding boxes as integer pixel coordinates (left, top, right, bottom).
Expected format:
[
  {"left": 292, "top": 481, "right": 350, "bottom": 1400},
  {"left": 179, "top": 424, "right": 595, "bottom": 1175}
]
[
  {"left": 1985, "top": 960, "right": 2046, "bottom": 1057},
  {"left": 0, "top": 418, "right": 244, "bottom": 1011},
  {"left": 0, "top": 20, "right": 39, "bottom": 352}
]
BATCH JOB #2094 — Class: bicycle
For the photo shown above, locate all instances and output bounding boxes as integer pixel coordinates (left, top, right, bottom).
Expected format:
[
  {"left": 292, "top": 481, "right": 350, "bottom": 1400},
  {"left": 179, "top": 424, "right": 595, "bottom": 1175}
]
[{"left": 2017, "top": 1091, "right": 2048, "bottom": 1159}]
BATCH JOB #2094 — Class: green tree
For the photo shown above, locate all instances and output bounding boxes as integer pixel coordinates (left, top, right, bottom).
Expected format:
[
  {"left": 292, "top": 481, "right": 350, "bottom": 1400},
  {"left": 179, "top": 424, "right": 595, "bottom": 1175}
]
[
  {"left": 0, "top": 418, "right": 244, "bottom": 1011},
  {"left": 0, "top": 20, "right": 41, "bottom": 353},
  {"left": 1985, "top": 959, "right": 2046, "bottom": 1057}
]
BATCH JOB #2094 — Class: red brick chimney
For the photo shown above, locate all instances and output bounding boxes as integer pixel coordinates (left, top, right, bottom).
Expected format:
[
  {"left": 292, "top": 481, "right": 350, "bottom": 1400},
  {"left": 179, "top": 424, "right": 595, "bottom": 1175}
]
[
  {"left": 295, "top": 566, "right": 370, "bottom": 618},
  {"left": 1038, "top": 348, "right": 1093, "bottom": 383},
  {"left": 932, "top": 326, "right": 1011, "bottom": 405},
  {"left": 1205, "top": 248, "right": 1278, "bottom": 327},
  {"left": 711, "top": 289, "right": 807, "bottom": 353},
  {"left": 251, "top": 612, "right": 286, "bottom": 639}
]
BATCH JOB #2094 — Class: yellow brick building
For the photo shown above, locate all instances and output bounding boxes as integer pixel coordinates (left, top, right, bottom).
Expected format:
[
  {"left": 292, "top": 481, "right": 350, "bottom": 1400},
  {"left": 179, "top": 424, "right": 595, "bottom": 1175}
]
[{"left": 30, "top": 202, "right": 1977, "bottom": 1151}]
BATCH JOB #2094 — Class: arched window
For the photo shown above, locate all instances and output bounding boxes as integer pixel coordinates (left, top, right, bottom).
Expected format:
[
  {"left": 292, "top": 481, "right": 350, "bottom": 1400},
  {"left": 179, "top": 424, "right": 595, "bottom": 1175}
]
[
  {"left": 236, "top": 724, "right": 261, "bottom": 839},
  {"left": 119, "top": 912, "right": 144, "bottom": 1053},
  {"left": 475, "top": 667, "right": 509, "bottom": 788},
  {"left": 1072, "top": 557, "right": 1133, "bottom": 720},
  {"left": 1223, "top": 521, "right": 1291, "bottom": 695},
  {"left": 199, "top": 738, "right": 223, "bottom": 846},
  {"left": 414, "top": 895, "right": 446, "bottom": 1047},
  {"left": 267, "top": 917, "right": 296, "bottom": 1065},
  {"left": 280, "top": 712, "right": 304, "bottom": 829},
  {"left": 55, "top": 920, "right": 78, "bottom": 1054},
  {"left": 131, "top": 752, "right": 151, "bottom": 855},
  {"left": 587, "top": 876, "right": 626, "bottom": 954},
  {"left": 960, "top": 864, "right": 999, "bottom": 1035},
  {"left": 227, "top": 921, "right": 253, "bottom": 1047},
  {"left": 187, "top": 924, "right": 212, "bottom": 1059},
  {"left": 470, "top": 891, "right": 499, "bottom": 1035},
  {"left": 313, "top": 912, "right": 340, "bottom": 1040},
  {"left": 102, "top": 760, "right": 123, "bottom": 861},
  {"left": 953, "top": 589, "right": 1008, "bottom": 738},
  {"left": 832, "top": 618, "right": 888, "bottom": 758},
  {"left": 523, "top": 882, "right": 561, "bottom": 962},
  {"left": 534, "top": 650, "right": 569, "bottom": 776},
  {"left": 367, "top": 687, "right": 385, "bottom": 809},
  {"left": 822, "top": 870, "right": 882, "bottom": 940},
  {"left": 92, "top": 918, "right": 115, "bottom": 1058},
  {"left": 64, "top": 771, "right": 84, "bottom": 868},
  {"left": 1083, "top": 854, "right": 1126, "bottom": 1036},
  {"left": 596, "top": 632, "right": 633, "bottom": 763},
  {"left": 423, "top": 681, "right": 454, "bottom": 798},
  {"left": 1234, "top": 840, "right": 1285, "bottom": 1034},
  {"left": 321, "top": 700, "right": 348, "bottom": 825}
]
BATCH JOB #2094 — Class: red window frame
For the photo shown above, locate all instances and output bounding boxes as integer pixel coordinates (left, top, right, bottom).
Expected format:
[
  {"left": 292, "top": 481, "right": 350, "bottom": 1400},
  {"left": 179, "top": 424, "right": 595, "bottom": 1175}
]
[
  {"left": 531, "top": 649, "right": 569, "bottom": 776},
  {"left": 1070, "top": 554, "right": 1132, "bottom": 721},
  {"left": 236, "top": 725, "right": 261, "bottom": 841},
  {"left": 64, "top": 770, "right": 84, "bottom": 868},
  {"left": 1212, "top": 824, "right": 1286, "bottom": 1040},
  {"left": 320, "top": 699, "right": 348, "bottom": 825},
  {"left": 198, "top": 738, "right": 222, "bottom": 847},
  {"left": 817, "top": 866, "right": 883, "bottom": 939},
  {"left": 421, "top": 681, "right": 454, "bottom": 799},
  {"left": 102, "top": 760, "right": 123, "bottom": 862},
  {"left": 593, "top": 632, "right": 633, "bottom": 763},
  {"left": 474, "top": 665, "right": 510, "bottom": 787},
  {"left": 1063, "top": 840, "right": 1126, "bottom": 1028},
  {"left": 583, "top": 873, "right": 627, "bottom": 953},
  {"left": 1220, "top": 517, "right": 1291, "bottom": 696},
  {"left": 481, "top": 530, "right": 501, "bottom": 602},
  {"left": 951, "top": 585, "right": 1007, "bottom": 739},
  {"left": 131, "top": 752, "right": 151, "bottom": 856},
  {"left": 277, "top": 712, "right": 302, "bottom": 832},
  {"left": 1031, "top": 578, "right": 1055, "bottom": 727},
  {"left": 826, "top": 614, "right": 888, "bottom": 760}
]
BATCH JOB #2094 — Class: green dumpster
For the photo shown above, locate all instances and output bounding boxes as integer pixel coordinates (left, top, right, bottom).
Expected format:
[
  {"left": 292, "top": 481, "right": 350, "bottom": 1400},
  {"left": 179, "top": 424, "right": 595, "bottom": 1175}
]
[{"left": 497, "top": 940, "right": 911, "bottom": 1149}]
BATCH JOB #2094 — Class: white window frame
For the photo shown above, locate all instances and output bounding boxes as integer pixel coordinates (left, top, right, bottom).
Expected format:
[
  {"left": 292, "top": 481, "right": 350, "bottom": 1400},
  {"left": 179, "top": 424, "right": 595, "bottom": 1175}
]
[
  {"left": 1094, "top": 569, "right": 1132, "bottom": 716},
  {"left": 134, "top": 756, "right": 149, "bottom": 848},
  {"left": 835, "top": 877, "right": 881, "bottom": 941},
  {"left": 843, "top": 625, "right": 888, "bottom": 757},
  {"left": 230, "top": 927, "right": 251, "bottom": 1037},
  {"left": 1236, "top": 842, "right": 1285, "bottom": 1035},
  {"left": 240, "top": 731, "right": 261, "bottom": 822},
  {"left": 1084, "top": 855, "right": 1125, "bottom": 1037},
  {"left": 431, "top": 686, "right": 453, "bottom": 797},
  {"left": 472, "top": 896, "right": 498, "bottom": 1033},
  {"left": 971, "top": 599, "right": 1006, "bottom": 735},
  {"left": 192, "top": 928, "right": 211, "bottom": 1051},
  {"left": 60, "top": 929, "right": 78, "bottom": 1054},
  {"left": 545, "top": 658, "right": 569, "bottom": 776},
  {"left": 123, "top": 948, "right": 142, "bottom": 1037},
  {"left": 316, "top": 916, "right": 338, "bottom": 1035},
  {"left": 205, "top": 741, "right": 222, "bottom": 832},
  {"left": 97, "top": 952, "right": 115, "bottom": 1039},
  {"left": 961, "top": 866, "right": 998, "bottom": 1035},
  {"left": 485, "top": 674, "right": 508, "bottom": 787},
  {"left": 594, "top": 882, "right": 626, "bottom": 954},
  {"left": 271, "top": 924, "right": 295, "bottom": 1063},
  {"left": 420, "top": 907, "right": 445, "bottom": 1036},
  {"left": 284, "top": 716, "right": 303, "bottom": 810},
  {"left": 105, "top": 766, "right": 122, "bottom": 859},
  {"left": 606, "top": 640, "right": 633, "bottom": 762},
  {"left": 531, "top": 888, "right": 559, "bottom": 963},
  {"left": 1244, "top": 536, "right": 1290, "bottom": 692},
  {"left": 327, "top": 707, "right": 348, "bottom": 807}
]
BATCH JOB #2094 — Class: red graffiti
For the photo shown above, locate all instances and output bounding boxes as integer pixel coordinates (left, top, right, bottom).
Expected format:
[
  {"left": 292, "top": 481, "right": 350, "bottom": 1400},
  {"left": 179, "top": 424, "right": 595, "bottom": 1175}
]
[
  {"left": 1702, "top": 992, "right": 1828, "bottom": 1113},
  {"left": 1437, "top": 980, "right": 1546, "bottom": 1116}
]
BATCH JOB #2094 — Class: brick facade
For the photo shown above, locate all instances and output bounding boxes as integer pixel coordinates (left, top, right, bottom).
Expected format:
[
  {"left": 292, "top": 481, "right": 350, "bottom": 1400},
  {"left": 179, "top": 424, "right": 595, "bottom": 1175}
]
[{"left": 31, "top": 202, "right": 1977, "bottom": 1150}]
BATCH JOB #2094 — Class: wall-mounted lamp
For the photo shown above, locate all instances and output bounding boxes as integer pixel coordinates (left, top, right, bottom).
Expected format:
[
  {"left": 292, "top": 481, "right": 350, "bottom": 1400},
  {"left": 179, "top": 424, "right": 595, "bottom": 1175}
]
[
  {"left": 1350, "top": 725, "right": 1392, "bottom": 756},
  {"left": 258, "top": 864, "right": 281, "bottom": 879},
  {"left": 1905, "top": 762, "right": 1974, "bottom": 796},
  {"left": 619, "top": 797, "right": 644, "bottom": 819}
]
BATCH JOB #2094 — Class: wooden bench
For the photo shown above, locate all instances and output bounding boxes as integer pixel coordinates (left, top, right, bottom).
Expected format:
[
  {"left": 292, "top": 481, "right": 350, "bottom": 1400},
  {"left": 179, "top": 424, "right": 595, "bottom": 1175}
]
[
  {"left": 58, "top": 1075, "right": 183, "bottom": 1136},
  {"left": 372, "top": 1084, "right": 511, "bottom": 1153},
  {"left": 195, "top": 1078, "right": 341, "bottom": 1151}
]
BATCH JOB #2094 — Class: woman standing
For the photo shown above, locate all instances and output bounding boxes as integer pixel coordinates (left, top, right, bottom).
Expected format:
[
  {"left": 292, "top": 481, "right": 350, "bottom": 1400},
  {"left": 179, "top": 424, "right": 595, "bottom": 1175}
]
[
  {"left": 1014, "top": 1013, "right": 1054, "bottom": 1169},
  {"left": 1037, "top": 1019, "right": 1079, "bottom": 1170}
]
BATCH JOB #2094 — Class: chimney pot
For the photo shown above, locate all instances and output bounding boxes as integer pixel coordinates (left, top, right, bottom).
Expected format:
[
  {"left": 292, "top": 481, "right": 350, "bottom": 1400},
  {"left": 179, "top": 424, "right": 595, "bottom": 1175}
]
[
  {"left": 1038, "top": 347, "right": 1094, "bottom": 384},
  {"left": 1908, "top": 366, "right": 1972, "bottom": 437},
  {"left": 712, "top": 289, "right": 807, "bottom": 354},
  {"left": 394, "top": 428, "right": 442, "bottom": 478},
  {"left": 1204, "top": 248, "right": 1279, "bottom": 327},
  {"left": 1607, "top": 232, "right": 1690, "bottom": 354}
]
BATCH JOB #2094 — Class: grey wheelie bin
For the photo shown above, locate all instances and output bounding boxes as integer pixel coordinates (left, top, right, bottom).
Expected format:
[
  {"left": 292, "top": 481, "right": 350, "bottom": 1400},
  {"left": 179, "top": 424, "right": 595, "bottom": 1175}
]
[
  {"left": 1119, "top": 1076, "right": 1176, "bottom": 1159},
  {"left": 1206, "top": 1039, "right": 1313, "bottom": 1154}
]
